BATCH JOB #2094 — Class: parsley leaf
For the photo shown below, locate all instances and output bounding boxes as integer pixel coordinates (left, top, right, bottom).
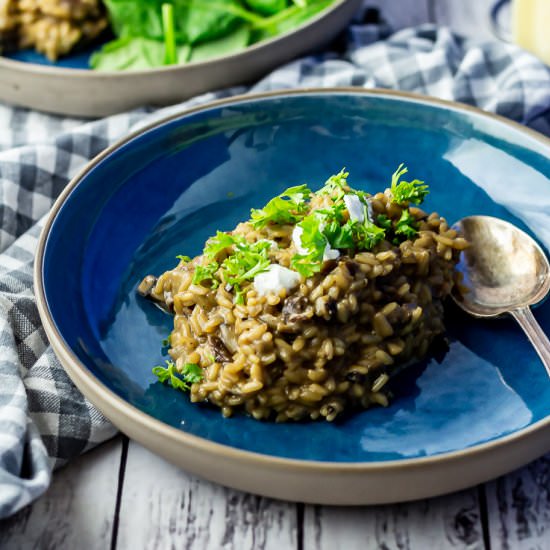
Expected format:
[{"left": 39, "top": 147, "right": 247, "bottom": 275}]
[
  {"left": 376, "top": 214, "right": 393, "bottom": 231},
  {"left": 176, "top": 255, "right": 191, "bottom": 262},
  {"left": 395, "top": 210, "right": 418, "bottom": 239},
  {"left": 291, "top": 255, "right": 322, "bottom": 278},
  {"left": 290, "top": 214, "right": 328, "bottom": 277},
  {"left": 192, "top": 233, "right": 274, "bottom": 302},
  {"left": 319, "top": 168, "right": 349, "bottom": 200},
  {"left": 390, "top": 164, "right": 429, "bottom": 205},
  {"left": 250, "top": 184, "right": 312, "bottom": 228},
  {"left": 351, "top": 218, "right": 386, "bottom": 250},
  {"left": 290, "top": 181, "right": 389, "bottom": 273},
  {"left": 323, "top": 218, "right": 355, "bottom": 250},
  {"left": 221, "top": 239, "right": 272, "bottom": 303},
  {"left": 192, "top": 262, "right": 220, "bottom": 287},
  {"left": 181, "top": 362, "right": 204, "bottom": 384},
  {"left": 315, "top": 203, "right": 354, "bottom": 250},
  {"left": 204, "top": 231, "right": 244, "bottom": 260},
  {"left": 152, "top": 360, "right": 203, "bottom": 392}
]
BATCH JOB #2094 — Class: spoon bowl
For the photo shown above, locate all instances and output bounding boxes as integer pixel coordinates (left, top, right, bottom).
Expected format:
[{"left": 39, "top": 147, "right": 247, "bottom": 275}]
[{"left": 452, "top": 215, "right": 550, "bottom": 376}]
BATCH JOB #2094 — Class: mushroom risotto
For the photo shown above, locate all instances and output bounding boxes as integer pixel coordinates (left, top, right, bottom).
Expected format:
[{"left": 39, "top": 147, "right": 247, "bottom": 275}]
[{"left": 139, "top": 166, "right": 468, "bottom": 422}]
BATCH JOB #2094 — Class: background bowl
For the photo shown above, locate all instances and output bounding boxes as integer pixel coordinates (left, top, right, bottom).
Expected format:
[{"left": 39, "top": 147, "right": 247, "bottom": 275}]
[
  {"left": 0, "top": 0, "right": 361, "bottom": 117},
  {"left": 35, "top": 89, "right": 550, "bottom": 504}
]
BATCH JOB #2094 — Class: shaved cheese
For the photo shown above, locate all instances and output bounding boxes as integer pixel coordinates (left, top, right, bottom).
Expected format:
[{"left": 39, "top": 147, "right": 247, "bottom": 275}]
[
  {"left": 344, "top": 194, "right": 365, "bottom": 222},
  {"left": 254, "top": 264, "right": 301, "bottom": 296}
]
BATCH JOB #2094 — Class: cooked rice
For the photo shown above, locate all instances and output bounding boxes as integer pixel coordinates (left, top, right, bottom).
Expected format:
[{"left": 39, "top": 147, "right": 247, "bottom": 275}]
[
  {"left": 0, "top": 0, "right": 107, "bottom": 60},
  {"left": 140, "top": 181, "right": 468, "bottom": 422}
]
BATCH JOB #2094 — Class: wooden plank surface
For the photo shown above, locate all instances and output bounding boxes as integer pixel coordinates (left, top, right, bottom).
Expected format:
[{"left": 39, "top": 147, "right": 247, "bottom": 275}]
[
  {"left": 116, "top": 441, "right": 298, "bottom": 550},
  {"left": 303, "top": 489, "right": 484, "bottom": 550},
  {"left": 485, "top": 455, "right": 550, "bottom": 550},
  {"left": 0, "top": 438, "right": 122, "bottom": 550}
]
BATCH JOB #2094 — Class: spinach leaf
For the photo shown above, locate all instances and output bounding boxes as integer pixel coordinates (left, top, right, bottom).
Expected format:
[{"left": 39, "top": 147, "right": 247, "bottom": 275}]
[
  {"left": 185, "top": 0, "right": 242, "bottom": 45},
  {"left": 252, "top": 0, "right": 333, "bottom": 41},
  {"left": 245, "top": 0, "right": 288, "bottom": 16},
  {"left": 94, "top": 0, "right": 338, "bottom": 71},
  {"left": 91, "top": 36, "right": 190, "bottom": 70},
  {"left": 189, "top": 23, "right": 251, "bottom": 62},
  {"left": 103, "top": 0, "right": 165, "bottom": 40}
]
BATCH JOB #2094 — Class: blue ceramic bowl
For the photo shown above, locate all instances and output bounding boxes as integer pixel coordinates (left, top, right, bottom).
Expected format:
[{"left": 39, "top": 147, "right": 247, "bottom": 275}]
[{"left": 35, "top": 89, "right": 550, "bottom": 504}]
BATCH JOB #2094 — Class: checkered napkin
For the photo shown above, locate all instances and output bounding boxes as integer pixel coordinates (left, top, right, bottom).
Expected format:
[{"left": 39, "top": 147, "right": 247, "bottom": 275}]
[{"left": 1, "top": 17, "right": 549, "bottom": 518}]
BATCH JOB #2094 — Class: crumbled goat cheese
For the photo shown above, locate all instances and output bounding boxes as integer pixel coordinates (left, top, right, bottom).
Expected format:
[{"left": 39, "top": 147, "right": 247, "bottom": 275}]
[
  {"left": 344, "top": 194, "right": 365, "bottom": 223},
  {"left": 254, "top": 264, "right": 301, "bottom": 296},
  {"left": 323, "top": 244, "right": 340, "bottom": 260},
  {"left": 292, "top": 226, "right": 308, "bottom": 255}
]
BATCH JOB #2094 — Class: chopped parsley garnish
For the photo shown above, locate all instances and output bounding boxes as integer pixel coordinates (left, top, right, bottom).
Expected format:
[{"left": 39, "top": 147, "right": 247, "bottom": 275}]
[
  {"left": 322, "top": 212, "right": 355, "bottom": 250},
  {"left": 290, "top": 193, "right": 385, "bottom": 277},
  {"left": 193, "top": 232, "right": 273, "bottom": 303},
  {"left": 395, "top": 210, "right": 419, "bottom": 239},
  {"left": 291, "top": 214, "right": 328, "bottom": 277},
  {"left": 152, "top": 360, "right": 203, "bottom": 392},
  {"left": 192, "top": 262, "right": 220, "bottom": 287},
  {"left": 221, "top": 239, "right": 272, "bottom": 303},
  {"left": 376, "top": 214, "right": 393, "bottom": 231},
  {"left": 250, "top": 184, "right": 312, "bottom": 228},
  {"left": 204, "top": 231, "right": 243, "bottom": 260},
  {"left": 351, "top": 218, "right": 386, "bottom": 250},
  {"left": 390, "top": 163, "right": 429, "bottom": 205},
  {"left": 319, "top": 168, "right": 349, "bottom": 200},
  {"left": 177, "top": 164, "right": 429, "bottom": 300}
]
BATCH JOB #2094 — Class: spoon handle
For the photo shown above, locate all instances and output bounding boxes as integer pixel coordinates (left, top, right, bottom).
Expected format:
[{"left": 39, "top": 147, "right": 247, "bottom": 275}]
[{"left": 510, "top": 307, "right": 550, "bottom": 378}]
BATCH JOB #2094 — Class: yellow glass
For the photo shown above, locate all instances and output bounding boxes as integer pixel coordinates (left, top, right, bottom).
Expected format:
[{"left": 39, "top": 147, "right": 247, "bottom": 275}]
[{"left": 512, "top": 0, "right": 550, "bottom": 64}]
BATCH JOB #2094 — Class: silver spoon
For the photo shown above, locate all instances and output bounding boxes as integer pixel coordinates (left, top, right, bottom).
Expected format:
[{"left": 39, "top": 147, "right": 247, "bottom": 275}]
[{"left": 452, "top": 215, "right": 550, "bottom": 377}]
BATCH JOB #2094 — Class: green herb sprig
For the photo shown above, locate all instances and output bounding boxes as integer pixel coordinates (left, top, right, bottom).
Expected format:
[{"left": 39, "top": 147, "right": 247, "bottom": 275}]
[
  {"left": 395, "top": 210, "right": 419, "bottom": 239},
  {"left": 193, "top": 262, "right": 220, "bottom": 288},
  {"left": 390, "top": 163, "right": 429, "bottom": 205},
  {"left": 291, "top": 179, "right": 387, "bottom": 277},
  {"left": 291, "top": 214, "right": 328, "bottom": 277},
  {"left": 250, "top": 185, "right": 312, "bottom": 228},
  {"left": 319, "top": 168, "right": 349, "bottom": 201},
  {"left": 152, "top": 360, "right": 203, "bottom": 391},
  {"left": 193, "top": 231, "right": 273, "bottom": 303}
]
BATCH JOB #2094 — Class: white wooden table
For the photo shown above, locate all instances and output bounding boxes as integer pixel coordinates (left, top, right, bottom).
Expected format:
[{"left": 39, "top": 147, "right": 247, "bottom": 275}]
[{"left": 2, "top": 1, "right": 550, "bottom": 548}]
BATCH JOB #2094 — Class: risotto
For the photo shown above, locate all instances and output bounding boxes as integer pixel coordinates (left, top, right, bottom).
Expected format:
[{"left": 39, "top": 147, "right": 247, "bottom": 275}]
[
  {"left": 138, "top": 166, "right": 468, "bottom": 422},
  {"left": 0, "top": 0, "right": 107, "bottom": 60}
]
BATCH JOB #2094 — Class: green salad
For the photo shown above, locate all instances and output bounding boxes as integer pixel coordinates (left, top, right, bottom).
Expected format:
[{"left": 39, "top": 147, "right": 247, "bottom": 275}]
[{"left": 91, "top": 0, "right": 340, "bottom": 71}]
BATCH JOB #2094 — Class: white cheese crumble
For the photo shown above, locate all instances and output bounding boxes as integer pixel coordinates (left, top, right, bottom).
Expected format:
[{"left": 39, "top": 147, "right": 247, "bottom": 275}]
[
  {"left": 344, "top": 194, "right": 365, "bottom": 223},
  {"left": 292, "top": 225, "right": 340, "bottom": 261},
  {"left": 292, "top": 225, "right": 307, "bottom": 255},
  {"left": 253, "top": 264, "right": 301, "bottom": 296},
  {"left": 323, "top": 244, "right": 340, "bottom": 260}
]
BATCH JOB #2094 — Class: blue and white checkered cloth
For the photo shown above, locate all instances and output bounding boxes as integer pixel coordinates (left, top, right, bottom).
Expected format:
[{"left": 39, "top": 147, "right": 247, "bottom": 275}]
[{"left": 1, "top": 18, "right": 549, "bottom": 518}]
